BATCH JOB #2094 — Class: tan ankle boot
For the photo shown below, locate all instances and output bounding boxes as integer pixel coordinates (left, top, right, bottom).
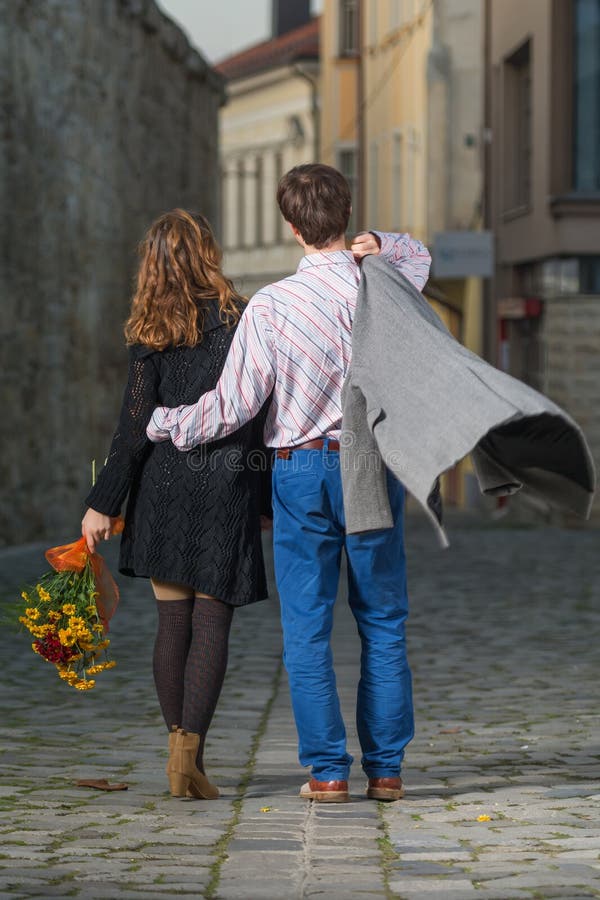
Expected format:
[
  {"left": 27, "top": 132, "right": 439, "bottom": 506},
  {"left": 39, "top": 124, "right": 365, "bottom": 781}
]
[
  {"left": 167, "top": 728, "right": 219, "bottom": 799},
  {"left": 166, "top": 725, "right": 182, "bottom": 792}
]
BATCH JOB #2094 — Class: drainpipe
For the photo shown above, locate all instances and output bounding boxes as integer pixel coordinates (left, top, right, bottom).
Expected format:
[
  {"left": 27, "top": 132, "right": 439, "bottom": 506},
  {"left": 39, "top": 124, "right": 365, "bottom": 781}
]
[
  {"left": 293, "top": 63, "right": 320, "bottom": 161},
  {"left": 357, "top": 0, "right": 366, "bottom": 232},
  {"left": 482, "top": 0, "right": 495, "bottom": 363}
]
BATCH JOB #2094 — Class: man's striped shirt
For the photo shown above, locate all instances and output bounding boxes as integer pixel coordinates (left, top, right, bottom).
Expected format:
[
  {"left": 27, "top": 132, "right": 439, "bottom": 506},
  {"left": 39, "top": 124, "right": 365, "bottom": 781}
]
[{"left": 146, "top": 231, "right": 431, "bottom": 450}]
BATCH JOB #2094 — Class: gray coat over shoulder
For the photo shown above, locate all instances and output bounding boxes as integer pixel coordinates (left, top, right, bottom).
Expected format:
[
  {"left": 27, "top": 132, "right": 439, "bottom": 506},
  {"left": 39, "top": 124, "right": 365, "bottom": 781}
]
[{"left": 340, "top": 255, "right": 595, "bottom": 546}]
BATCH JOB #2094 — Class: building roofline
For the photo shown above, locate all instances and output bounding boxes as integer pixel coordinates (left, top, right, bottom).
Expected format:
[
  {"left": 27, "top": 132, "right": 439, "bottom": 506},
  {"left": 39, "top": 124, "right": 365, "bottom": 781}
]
[{"left": 215, "top": 17, "right": 319, "bottom": 82}]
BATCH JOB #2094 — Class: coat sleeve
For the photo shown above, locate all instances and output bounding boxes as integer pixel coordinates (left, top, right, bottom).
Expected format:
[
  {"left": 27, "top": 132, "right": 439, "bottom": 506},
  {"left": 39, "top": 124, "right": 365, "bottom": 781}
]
[
  {"left": 470, "top": 444, "right": 523, "bottom": 496},
  {"left": 249, "top": 394, "right": 273, "bottom": 519},
  {"left": 340, "top": 374, "right": 394, "bottom": 534},
  {"left": 85, "top": 347, "right": 161, "bottom": 516}
]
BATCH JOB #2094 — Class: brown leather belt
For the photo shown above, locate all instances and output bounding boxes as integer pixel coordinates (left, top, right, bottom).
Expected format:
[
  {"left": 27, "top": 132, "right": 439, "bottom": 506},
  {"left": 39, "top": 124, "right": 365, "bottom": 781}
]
[{"left": 276, "top": 438, "right": 340, "bottom": 460}]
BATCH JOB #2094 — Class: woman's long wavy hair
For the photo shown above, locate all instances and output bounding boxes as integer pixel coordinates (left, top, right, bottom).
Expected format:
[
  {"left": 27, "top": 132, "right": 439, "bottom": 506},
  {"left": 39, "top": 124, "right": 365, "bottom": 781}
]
[{"left": 124, "top": 209, "right": 244, "bottom": 350}]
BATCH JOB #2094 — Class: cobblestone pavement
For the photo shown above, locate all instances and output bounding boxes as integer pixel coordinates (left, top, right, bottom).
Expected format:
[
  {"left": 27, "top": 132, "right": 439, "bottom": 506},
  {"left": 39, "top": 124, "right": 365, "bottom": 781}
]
[{"left": 1, "top": 514, "right": 599, "bottom": 899}]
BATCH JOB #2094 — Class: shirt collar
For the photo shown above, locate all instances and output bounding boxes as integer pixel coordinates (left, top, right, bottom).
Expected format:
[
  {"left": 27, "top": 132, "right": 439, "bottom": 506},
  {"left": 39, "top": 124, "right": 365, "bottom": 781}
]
[{"left": 297, "top": 250, "right": 356, "bottom": 271}]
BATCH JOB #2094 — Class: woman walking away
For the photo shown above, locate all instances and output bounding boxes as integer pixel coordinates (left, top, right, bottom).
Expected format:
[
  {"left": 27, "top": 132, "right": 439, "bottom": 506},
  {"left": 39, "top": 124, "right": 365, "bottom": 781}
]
[{"left": 81, "top": 210, "right": 270, "bottom": 799}]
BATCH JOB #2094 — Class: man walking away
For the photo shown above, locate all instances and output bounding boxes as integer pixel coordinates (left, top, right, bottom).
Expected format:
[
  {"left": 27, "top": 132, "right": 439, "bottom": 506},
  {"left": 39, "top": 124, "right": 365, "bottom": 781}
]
[{"left": 147, "top": 164, "right": 432, "bottom": 802}]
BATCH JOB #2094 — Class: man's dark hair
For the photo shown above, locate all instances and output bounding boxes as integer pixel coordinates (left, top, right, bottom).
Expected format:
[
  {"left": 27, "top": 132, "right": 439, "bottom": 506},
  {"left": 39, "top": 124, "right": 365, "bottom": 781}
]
[{"left": 277, "top": 164, "right": 352, "bottom": 249}]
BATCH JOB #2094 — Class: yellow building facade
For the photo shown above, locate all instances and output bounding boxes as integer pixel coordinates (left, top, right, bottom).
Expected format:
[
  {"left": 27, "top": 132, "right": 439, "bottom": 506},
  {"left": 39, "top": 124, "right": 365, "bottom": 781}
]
[{"left": 321, "top": 0, "right": 485, "bottom": 507}]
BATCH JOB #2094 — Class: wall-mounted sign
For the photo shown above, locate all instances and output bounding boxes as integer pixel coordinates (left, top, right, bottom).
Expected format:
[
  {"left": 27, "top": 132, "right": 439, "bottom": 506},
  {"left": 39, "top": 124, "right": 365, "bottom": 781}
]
[
  {"left": 497, "top": 297, "right": 543, "bottom": 319},
  {"left": 433, "top": 231, "right": 494, "bottom": 278}
]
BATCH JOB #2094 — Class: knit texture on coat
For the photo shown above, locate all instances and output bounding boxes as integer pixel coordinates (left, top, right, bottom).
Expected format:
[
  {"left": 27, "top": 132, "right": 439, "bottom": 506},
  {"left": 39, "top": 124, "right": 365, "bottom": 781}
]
[{"left": 85, "top": 300, "right": 269, "bottom": 605}]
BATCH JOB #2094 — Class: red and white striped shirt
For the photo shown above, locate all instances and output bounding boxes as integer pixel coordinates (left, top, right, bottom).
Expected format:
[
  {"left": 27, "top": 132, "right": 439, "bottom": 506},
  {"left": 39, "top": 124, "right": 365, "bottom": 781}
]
[{"left": 146, "top": 231, "right": 431, "bottom": 449}]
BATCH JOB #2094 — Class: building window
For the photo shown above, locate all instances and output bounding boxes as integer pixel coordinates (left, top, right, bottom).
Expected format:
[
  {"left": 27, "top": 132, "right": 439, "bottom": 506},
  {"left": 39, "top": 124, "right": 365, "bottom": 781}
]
[
  {"left": 339, "top": 0, "right": 359, "bottom": 56},
  {"left": 369, "top": 140, "right": 379, "bottom": 226},
  {"left": 274, "top": 151, "right": 284, "bottom": 244},
  {"left": 406, "top": 127, "right": 417, "bottom": 231},
  {"left": 392, "top": 132, "right": 403, "bottom": 229},
  {"left": 337, "top": 146, "right": 358, "bottom": 234},
  {"left": 573, "top": 0, "right": 600, "bottom": 191},
  {"left": 502, "top": 39, "right": 532, "bottom": 215},
  {"left": 255, "top": 155, "right": 264, "bottom": 246},
  {"left": 580, "top": 256, "right": 600, "bottom": 292},
  {"left": 391, "top": 0, "right": 412, "bottom": 28},
  {"left": 517, "top": 256, "right": 600, "bottom": 297},
  {"left": 236, "top": 160, "right": 245, "bottom": 248},
  {"left": 369, "top": 1, "right": 378, "bottom": 45}
]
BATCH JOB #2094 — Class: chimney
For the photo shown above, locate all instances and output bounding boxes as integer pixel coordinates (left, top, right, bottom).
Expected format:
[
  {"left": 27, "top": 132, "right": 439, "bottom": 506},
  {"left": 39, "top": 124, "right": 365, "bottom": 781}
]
[{"left": 272, "top": 0, "right": 311, "bottom": 37}]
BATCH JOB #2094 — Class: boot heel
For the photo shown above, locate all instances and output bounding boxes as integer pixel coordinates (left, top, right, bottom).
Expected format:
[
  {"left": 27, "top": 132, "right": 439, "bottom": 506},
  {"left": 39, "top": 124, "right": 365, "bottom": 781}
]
[{"left": 168, "top": 771, "right": 191, "bottom": 798}]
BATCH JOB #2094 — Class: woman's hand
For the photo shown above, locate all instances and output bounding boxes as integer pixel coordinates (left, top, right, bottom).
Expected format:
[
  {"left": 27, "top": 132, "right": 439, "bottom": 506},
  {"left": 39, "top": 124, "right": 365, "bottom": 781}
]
[
  {"left": 82, "top": 508, "right": 118, "bottom": 554},
  {"left": 351, "top": 231, "right": 381, "bottom": 260}
]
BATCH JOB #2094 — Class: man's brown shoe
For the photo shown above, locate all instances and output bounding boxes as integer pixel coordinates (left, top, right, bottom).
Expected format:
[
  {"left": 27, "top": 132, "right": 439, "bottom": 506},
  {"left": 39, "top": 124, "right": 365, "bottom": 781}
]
[
  {"left": 366, "top": 777, "right": 404, "bottom": 801},
  {"left": 300, "top": 778, "right": 349, "bottom": 803}
]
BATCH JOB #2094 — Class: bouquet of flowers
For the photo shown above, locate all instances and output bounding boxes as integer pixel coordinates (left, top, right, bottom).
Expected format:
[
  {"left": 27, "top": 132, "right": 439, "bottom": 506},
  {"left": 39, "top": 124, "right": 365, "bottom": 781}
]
[{"left": 18, "top": 519, "right": 124, "bottom": 691}]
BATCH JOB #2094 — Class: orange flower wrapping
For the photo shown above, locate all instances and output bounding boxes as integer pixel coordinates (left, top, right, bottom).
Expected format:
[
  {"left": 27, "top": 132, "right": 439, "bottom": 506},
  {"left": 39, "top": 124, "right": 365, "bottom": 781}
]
[{"left": 45, "top": 517, "right": 125, "bottom": 631}]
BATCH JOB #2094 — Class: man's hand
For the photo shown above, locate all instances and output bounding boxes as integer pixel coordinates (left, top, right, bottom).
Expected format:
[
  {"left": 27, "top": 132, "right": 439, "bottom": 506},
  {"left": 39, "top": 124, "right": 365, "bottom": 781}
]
[{"left": 351, "top": 231, "right": 381, "bottom": 261}]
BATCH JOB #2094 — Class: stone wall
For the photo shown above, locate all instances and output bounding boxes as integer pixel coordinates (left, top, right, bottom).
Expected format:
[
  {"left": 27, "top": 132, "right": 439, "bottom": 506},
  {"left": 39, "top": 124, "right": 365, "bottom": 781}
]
[
  {"left": 543, "top": 296, "right": 600, "bottom": 522},
  {"left": 0, "top": 0, "right": 223, "bottom": 545}
]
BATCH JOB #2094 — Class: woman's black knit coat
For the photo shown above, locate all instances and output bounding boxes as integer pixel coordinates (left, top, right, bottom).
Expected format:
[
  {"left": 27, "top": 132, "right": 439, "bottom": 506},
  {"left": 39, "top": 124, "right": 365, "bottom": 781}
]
[{"left": 85, "top": 300, "right": 270, "bottom": 606}]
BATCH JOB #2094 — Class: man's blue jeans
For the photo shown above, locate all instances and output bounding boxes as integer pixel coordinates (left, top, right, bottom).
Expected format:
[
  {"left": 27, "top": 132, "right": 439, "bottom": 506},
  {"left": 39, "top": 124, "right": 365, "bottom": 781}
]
[{"left": 272, "top": 443, "right": 414, "bottom": 781}]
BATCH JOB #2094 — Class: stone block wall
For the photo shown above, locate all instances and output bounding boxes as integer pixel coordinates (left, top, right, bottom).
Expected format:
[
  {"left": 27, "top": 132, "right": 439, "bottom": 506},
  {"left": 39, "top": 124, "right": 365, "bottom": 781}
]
[
  {"left": 0, "top": 0, "right": 223, "bottom": 544},
  {"left": 543, "top": 296, "right": 600, "bottom": 522}
]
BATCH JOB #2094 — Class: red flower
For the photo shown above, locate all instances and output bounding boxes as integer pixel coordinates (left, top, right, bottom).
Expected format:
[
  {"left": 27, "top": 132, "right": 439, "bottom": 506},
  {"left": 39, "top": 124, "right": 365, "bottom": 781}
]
[{"left": 33, "top": 634, "right": 75, "bottom": 665}]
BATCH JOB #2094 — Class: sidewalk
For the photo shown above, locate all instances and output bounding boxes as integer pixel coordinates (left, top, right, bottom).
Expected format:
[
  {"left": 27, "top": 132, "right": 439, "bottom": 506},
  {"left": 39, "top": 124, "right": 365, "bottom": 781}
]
[{"left": 1, "top": 514, "right": 599, "bottom": 899}]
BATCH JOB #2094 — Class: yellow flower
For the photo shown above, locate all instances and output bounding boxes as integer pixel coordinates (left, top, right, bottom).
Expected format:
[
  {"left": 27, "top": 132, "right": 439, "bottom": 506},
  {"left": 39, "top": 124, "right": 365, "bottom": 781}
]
[
  {"left": 96, "top": 640, "right": 110, "bottom": 650},
  {"left": 477, "top": 815, "right": 492, "bottom": 822},
  {"left": 48, "top": 610, "right": 61, "bottom": 623},
  {"left": 92, "top": 622, "right": 104, "bottom": 633},
  {"left": 36, "top": 585, "right": 52, "bottom": 602},
  {"left": 25, "top": 607, "right": 40, "bottom": 620},
  {"left": 58, "top": 628, "right": 76, "bottom": 647},
  {"left": 85, "top": 604, "right": 97, "bottom": 616},
  {"left": 68, "top": 616, "right": 85, "bottom": 629},
  {"left": 62, "top": 604, "right": 76, "bottom": 616},
  {"left": 73, "top": 679, "right": 95, "bottom": 691},
  {"left": 87, "top": 660, "right": 116, "bottom": 675}
]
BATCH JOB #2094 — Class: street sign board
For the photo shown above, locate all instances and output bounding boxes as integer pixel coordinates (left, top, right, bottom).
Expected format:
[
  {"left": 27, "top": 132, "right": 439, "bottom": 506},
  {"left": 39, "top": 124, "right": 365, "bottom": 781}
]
[{"left": 433, "top": 231, "right": 494, "bottom": 278}]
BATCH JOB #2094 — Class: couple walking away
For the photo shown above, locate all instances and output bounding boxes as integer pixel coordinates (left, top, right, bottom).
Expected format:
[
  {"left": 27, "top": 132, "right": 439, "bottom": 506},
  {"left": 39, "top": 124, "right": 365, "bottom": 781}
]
[{"left": 82, "top": 163, "right": 432, "bottom": 804}]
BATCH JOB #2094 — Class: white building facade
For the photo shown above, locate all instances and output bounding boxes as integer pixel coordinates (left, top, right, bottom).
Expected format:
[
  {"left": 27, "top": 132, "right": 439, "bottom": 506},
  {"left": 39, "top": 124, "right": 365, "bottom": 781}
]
[{"left": 217, "top": 15, "right": 320, "bottom": 296}]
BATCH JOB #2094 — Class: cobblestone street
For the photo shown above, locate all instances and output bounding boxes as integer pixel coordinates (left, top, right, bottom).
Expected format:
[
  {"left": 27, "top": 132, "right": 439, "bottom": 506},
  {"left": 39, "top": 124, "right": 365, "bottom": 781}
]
[{"left": 1, "top": 514, "right": 599, "bottom": 899}]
